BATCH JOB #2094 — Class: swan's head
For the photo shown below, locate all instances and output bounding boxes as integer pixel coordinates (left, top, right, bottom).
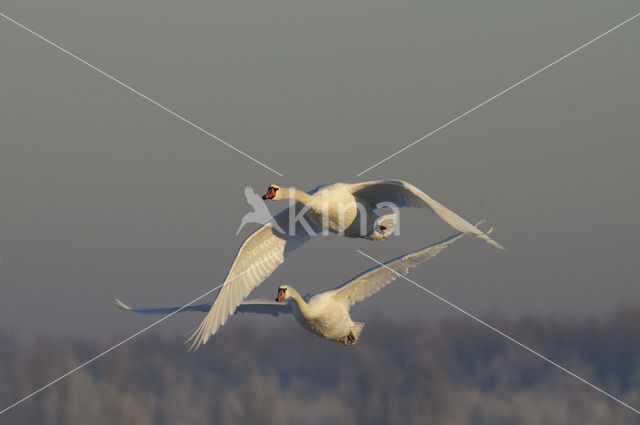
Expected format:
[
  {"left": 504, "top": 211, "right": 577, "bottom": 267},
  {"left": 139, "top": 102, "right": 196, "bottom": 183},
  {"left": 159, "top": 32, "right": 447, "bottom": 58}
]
[
  {"left": 262, "top": 184, "right": 283, "bottom": 201},
  {"left": 275, "top": 285, "right": 290, "bottom": 302}
]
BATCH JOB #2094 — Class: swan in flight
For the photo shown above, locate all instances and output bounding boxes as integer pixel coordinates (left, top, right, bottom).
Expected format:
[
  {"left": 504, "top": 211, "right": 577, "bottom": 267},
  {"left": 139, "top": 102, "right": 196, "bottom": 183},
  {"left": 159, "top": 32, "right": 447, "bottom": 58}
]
[
  {"left": 188, "top": 179, "right": 503, "bottom": 350},
  {"left": 117, "top": 225, "right": 480, "bottom": 345}
]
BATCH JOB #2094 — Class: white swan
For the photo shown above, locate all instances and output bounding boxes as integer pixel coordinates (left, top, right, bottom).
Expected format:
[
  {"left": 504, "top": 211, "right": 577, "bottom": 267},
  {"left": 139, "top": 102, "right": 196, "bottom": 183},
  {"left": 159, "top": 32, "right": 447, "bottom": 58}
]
[
  {"left": 188, "top": 179, "right": 503, "bottom": 350},
  {"left": 261, "top": 180, "right": 502, "bottom": 248},
  {"left": 117, "top": 226, "right": 477, "bottom": 345}
]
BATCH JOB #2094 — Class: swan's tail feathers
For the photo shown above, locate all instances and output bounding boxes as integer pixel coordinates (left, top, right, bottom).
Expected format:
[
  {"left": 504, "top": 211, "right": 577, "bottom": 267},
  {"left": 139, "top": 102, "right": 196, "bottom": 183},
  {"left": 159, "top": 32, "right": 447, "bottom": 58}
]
[
  {"left": 350, "top": 322, "right": 366, "bottom": 343},
  {"left": 363, "top": 213, "right": 398, "bottom": 242}
]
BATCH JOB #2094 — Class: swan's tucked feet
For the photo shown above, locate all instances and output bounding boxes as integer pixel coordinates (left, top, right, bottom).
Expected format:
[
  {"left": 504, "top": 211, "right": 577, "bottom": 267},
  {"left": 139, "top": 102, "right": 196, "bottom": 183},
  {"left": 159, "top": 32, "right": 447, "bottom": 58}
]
[
  {"left": 335, "top": 332, "right": 357, "bottom": 346},
  {"left": 362, "top": 212, "right": 398, "bottom": 241}
]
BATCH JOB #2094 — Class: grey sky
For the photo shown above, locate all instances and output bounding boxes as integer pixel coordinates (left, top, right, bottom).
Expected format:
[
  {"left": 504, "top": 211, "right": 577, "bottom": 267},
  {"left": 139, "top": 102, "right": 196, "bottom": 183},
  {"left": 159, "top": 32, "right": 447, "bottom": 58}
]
[{"left": 0, "top": 0, "right": 639, "bottom": 339}]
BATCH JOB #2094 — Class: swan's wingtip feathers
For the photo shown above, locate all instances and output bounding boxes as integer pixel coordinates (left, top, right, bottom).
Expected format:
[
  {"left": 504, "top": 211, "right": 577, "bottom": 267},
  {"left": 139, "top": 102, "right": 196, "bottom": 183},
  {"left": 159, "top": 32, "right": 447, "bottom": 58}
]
[
  {"left": 186, "top": 308, "right": 224, "bottom": 351},
  {"left": 486, "top": 237, "right": 505, "bottom": 250},
  {"left": 475, "top": 231, "right": 504, "bottom": 249},
  {"left": 186, "top": 321, "right": 208, "bottom": 351},
  {"left": 186, "top": 316, "right": 205, "bottom": 350},
  {"left": 114, "top": 298, "right": 132, "bottom": 310},
  {"left": 473, "top": 213, "right": 504, "bottom": 250}
]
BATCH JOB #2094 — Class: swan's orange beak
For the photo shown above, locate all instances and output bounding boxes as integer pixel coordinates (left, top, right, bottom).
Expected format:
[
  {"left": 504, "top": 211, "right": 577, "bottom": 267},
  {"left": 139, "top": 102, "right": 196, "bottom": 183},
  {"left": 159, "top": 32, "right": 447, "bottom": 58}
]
[
  {"left": 262, "top": 186, "right": 277, "bottom": 200},
  {"left": 276, "top": 288, "right": 286, "bottom": 302}
]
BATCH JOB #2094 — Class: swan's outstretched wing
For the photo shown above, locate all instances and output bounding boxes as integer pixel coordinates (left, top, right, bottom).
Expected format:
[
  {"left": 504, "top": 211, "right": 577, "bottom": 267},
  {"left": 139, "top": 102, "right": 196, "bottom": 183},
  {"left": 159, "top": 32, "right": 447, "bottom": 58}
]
[
  {"left": 115, "top": 298, "right": 211, "bottom": 314},
  {"left": 188, "top": 203, "right": 319, "bottom": 350},
  {"left": 115, "top": 298, "right": 291, "bottom": 316},
  {"left": 348, "top": 180, "right": 504, "bottom": 250},
  {"left": 234, "top": 299, "right": 293, "bottom": 316},
  {"left": 334, "top": 231, "right": 465, "bottom": 306}
]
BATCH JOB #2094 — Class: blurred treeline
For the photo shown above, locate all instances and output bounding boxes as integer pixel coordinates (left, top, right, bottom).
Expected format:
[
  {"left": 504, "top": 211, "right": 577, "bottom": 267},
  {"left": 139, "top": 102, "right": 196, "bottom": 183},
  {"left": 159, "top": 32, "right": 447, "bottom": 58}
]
[{"left": 1, "top": 306, "right": 639, "bottom": 425}]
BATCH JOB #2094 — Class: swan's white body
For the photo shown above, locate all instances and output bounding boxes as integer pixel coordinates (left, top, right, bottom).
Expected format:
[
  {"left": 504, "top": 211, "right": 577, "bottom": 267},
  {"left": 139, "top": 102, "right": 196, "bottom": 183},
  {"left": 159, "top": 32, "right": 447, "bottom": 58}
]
[
  {"left": 276, "top": 182, "right": 374, "bottom": 237},
  {"left": 184, "top": 179, "right": 503, "bottom": 349},
  {"left": 117, "top": 228, "right": 477, "bottom": 346},
  {"left": 281, "top": 290, "right": 363, "bottom": 344}
]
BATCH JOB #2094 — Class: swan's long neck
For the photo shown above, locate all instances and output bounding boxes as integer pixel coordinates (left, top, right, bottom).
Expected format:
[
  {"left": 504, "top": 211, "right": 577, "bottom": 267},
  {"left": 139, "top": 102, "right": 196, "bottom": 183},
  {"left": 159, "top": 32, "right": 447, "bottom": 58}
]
[
  {"left": 282, "top": 187, "right": 315, "bottom": 206},
  {"left": 287, "top": 287, "right": 311, "bottom": 317}
]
